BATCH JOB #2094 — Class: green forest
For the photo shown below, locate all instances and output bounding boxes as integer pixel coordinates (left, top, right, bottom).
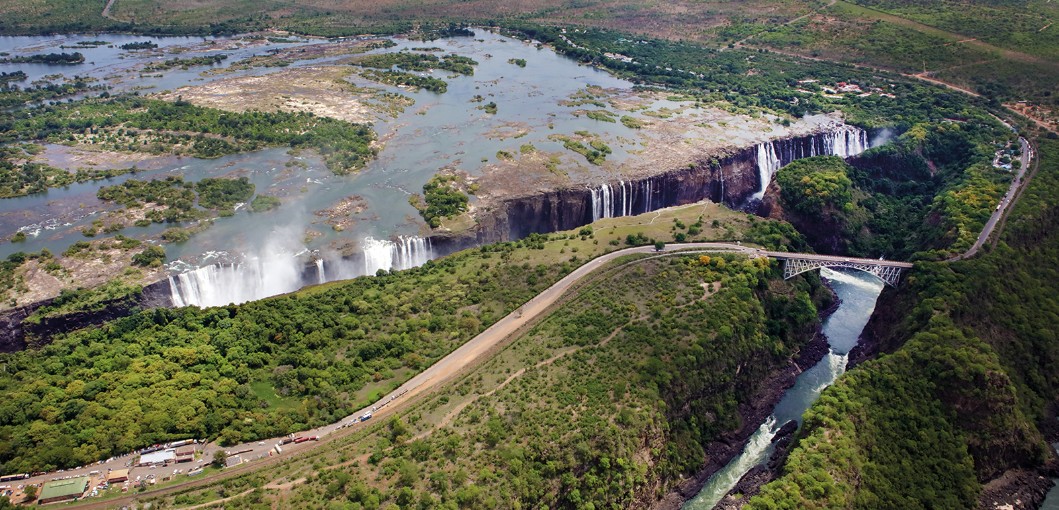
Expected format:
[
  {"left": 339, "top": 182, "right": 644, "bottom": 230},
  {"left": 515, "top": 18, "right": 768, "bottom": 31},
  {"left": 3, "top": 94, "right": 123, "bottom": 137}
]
[
  {"left": 96, "top": 175, "right": 255, "bottom": 225},
  {"left": 0, "top": 4, "right": 1052, "bottom": 507},
  {"left": 150, "top": 251, "right": 832, "bottom": 510},
  {"left": 772, "top": 119, "right": 1013, "bottom": 260},
  {"left": 0, "top": 240, "right": 576, "bottom": 473},
  {"left": 749, "top": 138, "right": 1059, "bottom": 508}
]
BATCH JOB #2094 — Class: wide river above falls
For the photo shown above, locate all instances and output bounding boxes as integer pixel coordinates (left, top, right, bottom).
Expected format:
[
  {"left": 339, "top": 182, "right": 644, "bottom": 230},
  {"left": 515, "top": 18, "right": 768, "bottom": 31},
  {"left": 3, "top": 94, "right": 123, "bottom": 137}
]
[{"left": 0, "top": 30, "right": 640, "bottom": 270}]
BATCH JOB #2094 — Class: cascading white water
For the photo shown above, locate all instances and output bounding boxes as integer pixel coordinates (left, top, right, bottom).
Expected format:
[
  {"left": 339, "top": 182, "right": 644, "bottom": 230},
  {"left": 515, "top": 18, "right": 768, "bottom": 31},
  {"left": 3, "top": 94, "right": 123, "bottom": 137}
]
[
  {"left": 752, "top": 142, "right": 781, "bottom": 201},
  {"left": 752, "top": 125, "right": 871, "bottom": 201},
  {"left": 394, "top": 236, "right": 432, "bottom": 271},
  {"left": 169, "top": 235, "right": 434, "bottom": 307},
  {"left": 592, "top": 179, "right": 656, "bottom": 221},
  {"left": 362, "top": 237, "right": 397, "bottom": 276},
  {"left": 361, "top": 236, "right": 435, "bottom": 275},
  {"left": 684, "top": 416, "right": 779, "bottom": 509},
  {"left": 315, "top": 259, "right": 326, "bottom": 284},
  {"left": 683, "top": 269, "right": 884, "bottom": 509},
  {"left": 168, "top": 254, "right": 303, "bottom": 308},
  {"left": 618, "top": 179, "right": 626, "bottom": 215},
  {"left": 823, "top": 124, "right": 869, "bottom": 158},
  {"left": 645, "top": 179, "right": 653, "bottom": 213},
  {"left": 591, "top": 183, "right": 613, "bottom": 222}
]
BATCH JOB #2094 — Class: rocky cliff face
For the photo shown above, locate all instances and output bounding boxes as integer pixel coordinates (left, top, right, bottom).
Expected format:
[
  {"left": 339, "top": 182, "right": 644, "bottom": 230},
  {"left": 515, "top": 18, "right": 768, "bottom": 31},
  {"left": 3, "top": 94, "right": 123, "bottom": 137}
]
[
  {"left": 0, "top": 127, "right": 867, "bottom": 349},
  {"left": 0, "top": 279, "right": 174, "bottom": 352},
  {"left": 462, "top": 145, "right": 760, "bottom": 244}
]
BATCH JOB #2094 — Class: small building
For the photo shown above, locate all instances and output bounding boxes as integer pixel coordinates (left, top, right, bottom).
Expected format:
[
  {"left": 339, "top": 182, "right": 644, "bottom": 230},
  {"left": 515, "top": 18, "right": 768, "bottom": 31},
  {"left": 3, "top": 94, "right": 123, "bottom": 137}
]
[
  {"left": 106, "top": 469, "right": 129, "bottom": 484},
  {"left": 225, "top": 455, "right": 244, "bottom": 468},
  {"left": 137, "top": 449, "right": 175, "bottom": 467},
  {"left": 175, "top": 445, "right": 196, "bottom": 463},
  {"left": 38, "top": 476, "right": 89, "bottom": 505}
]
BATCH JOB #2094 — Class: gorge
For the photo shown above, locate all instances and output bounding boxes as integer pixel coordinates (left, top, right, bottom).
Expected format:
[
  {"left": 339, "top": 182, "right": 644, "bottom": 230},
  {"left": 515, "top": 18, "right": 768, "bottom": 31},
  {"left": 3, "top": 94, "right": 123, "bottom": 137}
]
[{"left": 160, "top": 124, "right": 877, "bottom": 308}]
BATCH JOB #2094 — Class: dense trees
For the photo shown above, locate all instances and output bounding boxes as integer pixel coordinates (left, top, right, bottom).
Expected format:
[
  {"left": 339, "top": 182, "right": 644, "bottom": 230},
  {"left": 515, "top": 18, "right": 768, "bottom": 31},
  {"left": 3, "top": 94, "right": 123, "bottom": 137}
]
[
  {"left": 215, "top": 254, "right": 828, "bottom": 509},
  {"left": 773, "top": 121, "right": 1011, "bottom": 260},
  {"left": 354, "top": 52, "right": 477, "bottom": 76},
  {"left": 415, "top": 175, "right": 469, "bottom": 228},
  {"left": 0, "top": 52, "right": 84, "bottom": 64},
  {"left": 0, "top": 243, "right": 572, "bottom": 473},
  {"left": 751, "top": 138, "right": 1059, "bottom": 508},
  {"left": 776, "top": 156, "right": 855, "bottom": 217}
]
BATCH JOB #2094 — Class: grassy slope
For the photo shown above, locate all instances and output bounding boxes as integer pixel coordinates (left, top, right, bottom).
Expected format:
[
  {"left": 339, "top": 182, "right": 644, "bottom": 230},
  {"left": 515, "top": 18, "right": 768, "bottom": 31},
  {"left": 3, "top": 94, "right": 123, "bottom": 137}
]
[
  {"left": 749, "top": 138, "right": 1059, "bottom": 508},
  {"left": 1, "top": 0, "right": 1052, "bottom": 108},
  {"left": 145, "top": 251, "right": 828, "bottom": 509},
  {"left": 0, "top": 202, "right": 776, "bottom": 474}
]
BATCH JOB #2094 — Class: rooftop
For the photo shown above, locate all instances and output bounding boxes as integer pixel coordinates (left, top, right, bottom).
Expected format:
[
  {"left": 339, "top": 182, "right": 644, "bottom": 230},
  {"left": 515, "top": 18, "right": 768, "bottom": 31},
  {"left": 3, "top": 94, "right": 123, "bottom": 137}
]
[
  {"left": 39, "top": 476, "right": 89, "bottom": 501},
  {"left": 139, "top": 449, "right": 175, "bottom": 465},
  {"left": 107, "top": 469, "right": 129, "bottom": 481}
]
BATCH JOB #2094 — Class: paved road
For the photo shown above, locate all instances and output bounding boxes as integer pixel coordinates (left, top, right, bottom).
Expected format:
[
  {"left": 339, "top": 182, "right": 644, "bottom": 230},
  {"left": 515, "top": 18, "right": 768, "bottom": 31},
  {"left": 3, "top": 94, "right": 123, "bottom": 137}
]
[
  {"left": 44, "top": 241, "right": 912, "bottom": 507},
  {"left": 21, "top": 165, "right": 1013, "bottom": 506},
  {"left": 950, "top": 137, "right": 1033, "bottom": 261}
]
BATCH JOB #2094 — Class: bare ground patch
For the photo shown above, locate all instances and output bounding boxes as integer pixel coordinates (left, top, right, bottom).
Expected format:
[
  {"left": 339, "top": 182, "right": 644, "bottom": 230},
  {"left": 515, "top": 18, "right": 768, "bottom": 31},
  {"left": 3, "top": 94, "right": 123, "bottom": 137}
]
[
  {"left": 313, "top": 195, "right": 376, "bottom": 232},
  {"left": 8, "top": 244, "right": 165, "bottom": 308},
  {"left": 157, "top": 66, "right": 406, "bottom": 124}
]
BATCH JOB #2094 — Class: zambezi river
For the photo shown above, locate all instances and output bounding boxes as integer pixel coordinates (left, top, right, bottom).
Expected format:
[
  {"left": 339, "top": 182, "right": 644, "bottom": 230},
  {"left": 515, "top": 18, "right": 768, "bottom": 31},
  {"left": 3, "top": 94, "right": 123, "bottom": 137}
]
[{"left": 683, "top": 267, "right": 885, "bottom": 508}]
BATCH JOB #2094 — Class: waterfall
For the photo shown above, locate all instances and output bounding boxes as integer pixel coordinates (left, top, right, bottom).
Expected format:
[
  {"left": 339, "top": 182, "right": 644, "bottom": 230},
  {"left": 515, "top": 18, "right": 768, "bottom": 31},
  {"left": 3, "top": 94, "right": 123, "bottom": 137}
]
[
  {"left": 645, "top": 179, "right": 653, "bottom": 213},
  {"left": 592, "top": 179, "right": 657, "bottom": 221},
  {"left": 752, "top": 125, "right": 870, "bottom": 201},
  {"left": 315, "top": 259, "right": 326, "bottom": 284},
  {"left": 168, "top": 235, "right": 434, "bottom": 307},
  {"left": 719, "top": 164, "right": 725, "bottom": 200},
  {"left": 590, "top": 183, "right": 613, "bottom": 221},
  {"left": 362, "top": 237, "right": 396, "bottom": 276},
  {"left": 361, "top": 236, "right": 433, "bottom": 275},
  {"left": 168, "top": 255, "right": 303, "bottom": 308},
  {"left": 823, "top": 124, "right": 869, "bottom": 158},
  {"left": 752, "top": 141, "right": 781, "bottom": 201},
  {"left": 395, "top": 236, "right": 433, "bottom": 270},
  {"left": 620, "top": 180, "right": 630, "bottom": 217}
]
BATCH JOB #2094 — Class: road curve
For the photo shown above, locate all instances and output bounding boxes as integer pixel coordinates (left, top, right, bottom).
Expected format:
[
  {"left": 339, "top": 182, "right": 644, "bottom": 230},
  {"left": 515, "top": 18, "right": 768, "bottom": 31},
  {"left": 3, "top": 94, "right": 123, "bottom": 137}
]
[
  {"left": 950, "top": 137, "right": 1033, "bottom": 261},
  {"left": 48, "top": 242, "right": 812, "bottom": 509}
]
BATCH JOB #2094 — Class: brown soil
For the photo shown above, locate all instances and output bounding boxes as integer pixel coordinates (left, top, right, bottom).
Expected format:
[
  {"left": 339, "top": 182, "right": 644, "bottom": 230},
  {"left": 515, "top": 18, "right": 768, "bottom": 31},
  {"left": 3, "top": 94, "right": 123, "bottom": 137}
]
[
  {"left": 32, "top": 144, "right": 182, "bottom": 171},
  {"left": 9, "top": 244, "right": 165, "bottom": 309},
  {"left": 157, "top": 66, "right": 380, "bottom": 124},
  {"left": 313, "top": 195, "right": 374, "bottom": 231}
]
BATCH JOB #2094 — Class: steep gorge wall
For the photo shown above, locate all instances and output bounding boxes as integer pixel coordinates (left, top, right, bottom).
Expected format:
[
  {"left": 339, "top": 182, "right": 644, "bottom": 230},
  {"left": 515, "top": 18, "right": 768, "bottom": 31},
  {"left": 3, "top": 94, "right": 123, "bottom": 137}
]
[
  {"left": 0, "top": 126, "right": 870, "bottom": 347},
  {"left": 451, "top": 126, "right": 868, "bottom": 247},
  {"left": 0, "top": 279, "right": 173, "bottom": 352}
]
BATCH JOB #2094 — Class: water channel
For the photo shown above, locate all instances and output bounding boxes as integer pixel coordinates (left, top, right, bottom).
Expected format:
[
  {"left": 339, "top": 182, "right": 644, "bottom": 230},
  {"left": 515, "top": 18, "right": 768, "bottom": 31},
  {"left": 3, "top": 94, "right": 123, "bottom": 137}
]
[
  {"left": 0, "top": 31, "right": 649, "bottom": 299},
  {"left": 683, "top": 267, "right": 885, "bottom": 509}
]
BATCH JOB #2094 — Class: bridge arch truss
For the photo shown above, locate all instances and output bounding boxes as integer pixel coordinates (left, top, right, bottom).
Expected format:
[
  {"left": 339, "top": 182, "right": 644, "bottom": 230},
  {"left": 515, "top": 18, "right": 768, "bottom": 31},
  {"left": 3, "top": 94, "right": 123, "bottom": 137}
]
[{"left": 781, "top": 258, "right": 906, "bottom": 287}]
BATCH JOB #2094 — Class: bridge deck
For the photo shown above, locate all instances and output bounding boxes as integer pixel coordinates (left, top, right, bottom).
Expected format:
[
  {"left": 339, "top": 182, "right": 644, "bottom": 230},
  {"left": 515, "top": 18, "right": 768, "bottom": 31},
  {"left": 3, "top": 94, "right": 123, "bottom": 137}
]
[{"left": 765, "top": 251, "right": 914, "bottom": 269}]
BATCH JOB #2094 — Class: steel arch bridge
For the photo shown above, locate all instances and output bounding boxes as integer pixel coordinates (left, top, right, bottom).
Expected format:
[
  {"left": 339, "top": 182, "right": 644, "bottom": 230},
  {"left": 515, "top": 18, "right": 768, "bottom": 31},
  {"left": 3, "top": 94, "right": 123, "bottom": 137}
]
[{"left": 771, "top": 255, "right": 914, "bottom": 287}]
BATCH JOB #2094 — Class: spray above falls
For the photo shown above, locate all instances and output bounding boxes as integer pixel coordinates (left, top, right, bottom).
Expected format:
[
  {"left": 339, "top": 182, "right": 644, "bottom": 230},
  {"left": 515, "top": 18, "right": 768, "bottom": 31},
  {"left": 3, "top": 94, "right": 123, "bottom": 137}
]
[{"left": 168, "top": 236, "right": 434, "bottom": 307}]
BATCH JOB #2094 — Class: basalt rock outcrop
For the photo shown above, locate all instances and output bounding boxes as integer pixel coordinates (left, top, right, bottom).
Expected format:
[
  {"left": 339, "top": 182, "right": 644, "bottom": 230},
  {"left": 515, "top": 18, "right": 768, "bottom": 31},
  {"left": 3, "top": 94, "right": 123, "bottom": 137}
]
[{"left": 0, "top": 279, "right": 173, "bottom": 352}]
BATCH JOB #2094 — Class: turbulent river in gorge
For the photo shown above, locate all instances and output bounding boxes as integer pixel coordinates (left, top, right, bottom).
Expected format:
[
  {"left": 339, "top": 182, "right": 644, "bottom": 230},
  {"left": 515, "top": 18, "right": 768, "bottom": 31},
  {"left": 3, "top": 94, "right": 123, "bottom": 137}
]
[{"left": 683, "top": 268, "right": 886, "bottom": 509}]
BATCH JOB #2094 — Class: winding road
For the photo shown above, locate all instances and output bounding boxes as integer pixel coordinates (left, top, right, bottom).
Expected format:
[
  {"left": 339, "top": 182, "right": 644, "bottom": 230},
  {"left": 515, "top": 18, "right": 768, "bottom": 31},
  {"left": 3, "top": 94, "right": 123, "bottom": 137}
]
[
  {"left": 29, "top": 143, "right": 1033, "bottom": 508},
  {"left": 40, "top": 241, "right": 913, "bottom": 508},
  {"left": 950, "top": 137, "right": 1033, "bottom": 261}
]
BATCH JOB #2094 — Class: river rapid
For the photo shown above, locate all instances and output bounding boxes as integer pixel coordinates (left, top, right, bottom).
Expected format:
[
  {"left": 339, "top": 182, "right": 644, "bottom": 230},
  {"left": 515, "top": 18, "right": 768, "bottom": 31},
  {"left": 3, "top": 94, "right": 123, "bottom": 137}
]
[{"left": 682, "top": 267, "right": 885, "bottom": 509}]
